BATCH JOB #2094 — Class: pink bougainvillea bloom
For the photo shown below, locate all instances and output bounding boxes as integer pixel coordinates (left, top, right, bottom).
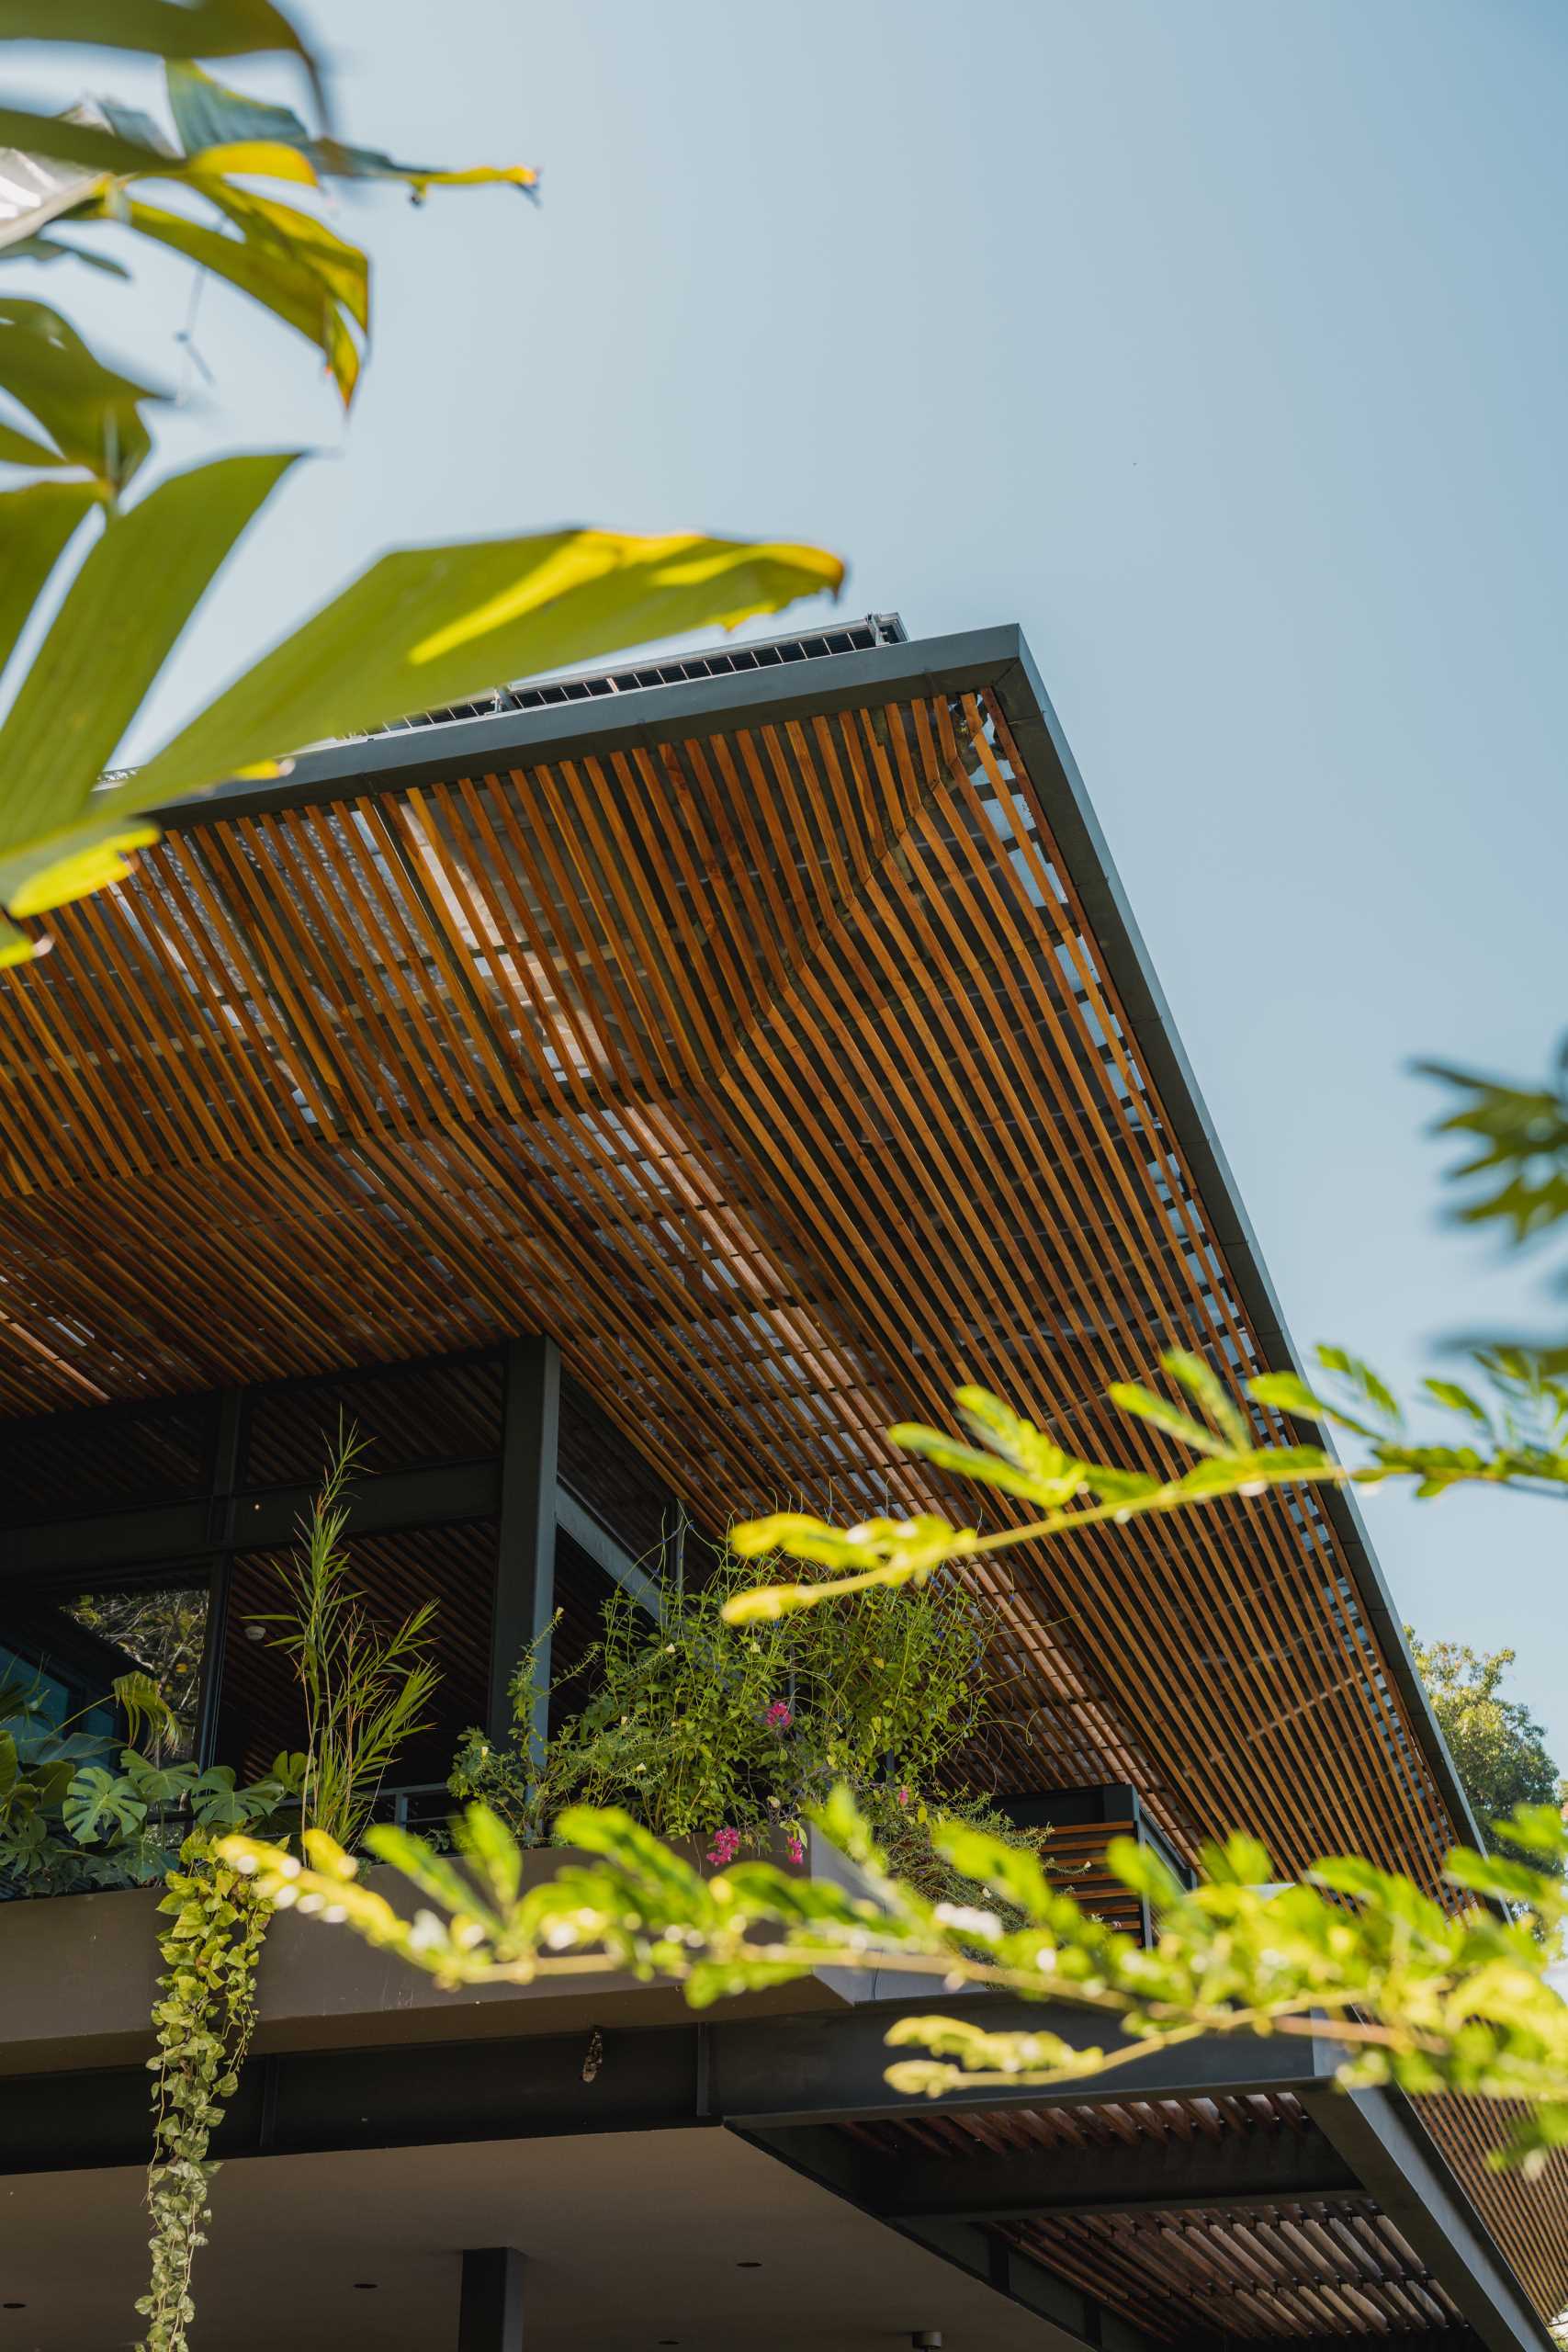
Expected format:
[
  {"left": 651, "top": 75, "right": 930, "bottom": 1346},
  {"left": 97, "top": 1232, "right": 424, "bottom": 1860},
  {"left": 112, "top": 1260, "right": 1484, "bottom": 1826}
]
[
  {"left": 765, "top": 1700, "right": 793, "bottom": 1731},
  {"left": 897, "top": 1785, "right": 911, "bottom": 1807},
  {"left": 787, "top": 1835, "right": 805, "bottom": 1864},
  {"left": 706, "top": 1826, "right": 742, "bottom": 1866}
]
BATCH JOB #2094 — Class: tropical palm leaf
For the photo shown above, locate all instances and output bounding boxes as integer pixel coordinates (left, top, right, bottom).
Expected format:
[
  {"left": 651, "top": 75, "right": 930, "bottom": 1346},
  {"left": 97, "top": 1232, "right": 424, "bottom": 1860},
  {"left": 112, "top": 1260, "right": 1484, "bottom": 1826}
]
[
  {"left": 0, "top": 452, "right": 843, "bottom": 962},
  {"left": 0, "top": 0, "right": 315, "bottom": 71},
  {"left": 0, "top": 299, "right": 164, "bottom": 489},
  {"left": 0, "top": 74, "right": 534, "bottom": 412},
  {"left": 164, "top": 61, "right": 541, "bottom": 199}
]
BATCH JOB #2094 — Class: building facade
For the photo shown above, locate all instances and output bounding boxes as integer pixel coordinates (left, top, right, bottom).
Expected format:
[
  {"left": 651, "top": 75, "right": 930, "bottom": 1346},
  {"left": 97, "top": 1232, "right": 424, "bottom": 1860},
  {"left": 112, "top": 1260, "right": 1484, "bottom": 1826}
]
[{"left": 0, "top": 621, "right": 1562, "bottom": 2347}]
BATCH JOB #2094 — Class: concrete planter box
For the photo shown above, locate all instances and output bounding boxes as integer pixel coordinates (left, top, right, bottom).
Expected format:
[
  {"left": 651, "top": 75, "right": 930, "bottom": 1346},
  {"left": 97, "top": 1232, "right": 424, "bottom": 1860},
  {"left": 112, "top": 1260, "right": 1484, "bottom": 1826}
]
[{"left": 0, "top": 1824, "right": 870, "bottom": 2076}]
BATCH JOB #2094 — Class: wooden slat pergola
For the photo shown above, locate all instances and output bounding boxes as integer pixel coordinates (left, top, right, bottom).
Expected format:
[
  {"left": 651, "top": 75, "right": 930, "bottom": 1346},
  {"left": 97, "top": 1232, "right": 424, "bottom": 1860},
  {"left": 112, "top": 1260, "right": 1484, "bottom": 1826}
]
[{"left": 0, "top": 623, "right": 1561, "bottom": 2315}]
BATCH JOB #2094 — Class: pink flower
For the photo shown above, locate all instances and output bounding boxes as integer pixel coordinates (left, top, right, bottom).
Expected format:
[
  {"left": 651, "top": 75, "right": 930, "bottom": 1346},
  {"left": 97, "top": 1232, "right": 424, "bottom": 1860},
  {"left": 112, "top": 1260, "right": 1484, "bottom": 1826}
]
[
  {"left": 765, "top": 1700, "right": 794, "bottom": 1732},
  {"left": 786, "top": 1835, "right": 805, "bottom": 1864},
  {"left": 706, "top": 1826, "right": 742, "bottom": 1866},
  {"left": 897, "top": 1785, "right": 911, "bottom": 1808}
]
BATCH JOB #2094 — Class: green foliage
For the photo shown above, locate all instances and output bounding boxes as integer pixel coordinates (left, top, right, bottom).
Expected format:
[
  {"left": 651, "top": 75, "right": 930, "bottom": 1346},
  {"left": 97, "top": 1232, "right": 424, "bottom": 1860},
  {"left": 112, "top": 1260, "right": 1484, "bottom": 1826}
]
[
  {"left": 131, "top": 1430, "right": 435, "bottom": 2352},
  {"left": 0, "top": 17, "right": 843, "bottom": 965},
  {"left": 1412, "top": 1633, "right": 1565, "bottom": 1872},
  {"left": 0, "top": 1, "right": 315, "bottom": 69},
  {"left": 64, "top": 1588, "right": 209, "bottom": 1755},
  {"left": 722, "top": 1352, "right": 1346, "bottom": 1620},
  {"left": 0, "top": 63, "right": 538, "bottom": 410},
  {"left": 137, "top": 1837, "right": 272, "bottom": 2352},
  {"left": 721, "top": 1336, "right": 1568, "bottom": 1623},
  {"left": 251, "top": 1426, "right": 439, "bottom": 1851},
  {"left": 0, "top": 297, "right": 161, "bottom": 490},
  {"left": 715, "top": 1045, "right": 1568, "bottom": 1629},
  {"left": 1424, "top": 1047, "right": 1568, "bottom": 1250},
  {"left": 0, "top": 1671, "right": 293, "bottom": 1895},
  {"left": 0, "top": 441, "right": 843, "bottom": 965},
  {"left": 450, "top": 1545, "right": 1032, "bottom": 1897},
  {"left": 220, "top": 1790, "right": 1568, "bottom": 2172}
]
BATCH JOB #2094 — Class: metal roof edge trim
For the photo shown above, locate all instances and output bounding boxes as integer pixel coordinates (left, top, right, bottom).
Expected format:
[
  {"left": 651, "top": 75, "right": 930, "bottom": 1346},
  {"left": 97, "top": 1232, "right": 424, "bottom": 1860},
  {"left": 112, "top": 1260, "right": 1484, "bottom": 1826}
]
[
  {"left": 1303, "top": 2081, "right": 1560, "bottom": 2352},
  {"left": 989, "top": 631, "right": 1489, "bottom": 1864},
  {"left": 142, "top": 616, "right": 1483, "bottom": 1860},
  {"left": 146, "top": 625, "right": 1024, "bottom": 832}
]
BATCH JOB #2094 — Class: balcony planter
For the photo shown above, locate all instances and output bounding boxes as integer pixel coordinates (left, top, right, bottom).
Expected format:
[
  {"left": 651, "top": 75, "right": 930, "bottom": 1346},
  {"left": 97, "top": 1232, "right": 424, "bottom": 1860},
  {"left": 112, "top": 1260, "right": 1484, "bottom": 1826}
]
[{"left": 0, "top": 1821, "right": 874, "bottom": 2077}]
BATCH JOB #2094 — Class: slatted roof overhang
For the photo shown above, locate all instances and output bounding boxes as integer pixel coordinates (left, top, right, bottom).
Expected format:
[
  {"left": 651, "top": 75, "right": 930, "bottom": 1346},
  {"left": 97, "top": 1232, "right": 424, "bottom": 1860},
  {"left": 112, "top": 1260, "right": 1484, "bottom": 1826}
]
[{"left": 0, "top": 622, "right": 1479, "bottom": 1876}]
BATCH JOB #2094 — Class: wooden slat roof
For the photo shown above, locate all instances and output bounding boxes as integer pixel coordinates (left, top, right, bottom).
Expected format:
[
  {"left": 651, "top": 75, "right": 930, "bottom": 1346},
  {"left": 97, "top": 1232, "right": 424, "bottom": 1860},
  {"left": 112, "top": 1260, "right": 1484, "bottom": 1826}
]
[
  {"left": 1, "top": 623, "right": 1561, "bottom": 2320},
  {"left": 0, "top": 627, "right": 1468, "bottom": 1880},
  {"left": 852, "top": 2090, "right": 1566, "bottom": 2338}
]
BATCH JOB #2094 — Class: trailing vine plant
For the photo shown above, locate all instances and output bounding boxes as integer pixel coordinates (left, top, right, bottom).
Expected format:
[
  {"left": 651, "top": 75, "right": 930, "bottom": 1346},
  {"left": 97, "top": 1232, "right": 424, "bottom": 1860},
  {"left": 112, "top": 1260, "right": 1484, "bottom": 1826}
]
[
  {"left": 138, "top": 1841, "right": 273, "bottom": 2352},
  {"left": 136, "top": 1426, "right": 439, "bottom": 2352}
]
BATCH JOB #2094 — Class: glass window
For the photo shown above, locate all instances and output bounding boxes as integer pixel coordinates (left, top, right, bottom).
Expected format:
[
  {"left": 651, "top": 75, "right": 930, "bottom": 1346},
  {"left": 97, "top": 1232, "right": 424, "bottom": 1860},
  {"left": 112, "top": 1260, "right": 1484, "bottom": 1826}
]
[{"left": 1, "top": 1578, "right": 209, "bottom": 1758}]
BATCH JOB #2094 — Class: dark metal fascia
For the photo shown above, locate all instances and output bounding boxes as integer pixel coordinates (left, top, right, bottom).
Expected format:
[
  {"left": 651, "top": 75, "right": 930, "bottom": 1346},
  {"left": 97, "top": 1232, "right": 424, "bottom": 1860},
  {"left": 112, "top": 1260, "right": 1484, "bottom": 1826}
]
[
  {"left": 707, "top": 1992, "right": 1330, "bottom": 2127},
  {"left": 1301, "top": 2082, "right": 1558, "bottom": 2352},
  {"left": 0, "top": 2000, "right": 1331, "bottom": 2176},
  {"left": 986, "top": 627, "right": 1488, "bottom": 1864},
  {"left": 144, "top": 626, "right": 1026, "bottom": 831}
]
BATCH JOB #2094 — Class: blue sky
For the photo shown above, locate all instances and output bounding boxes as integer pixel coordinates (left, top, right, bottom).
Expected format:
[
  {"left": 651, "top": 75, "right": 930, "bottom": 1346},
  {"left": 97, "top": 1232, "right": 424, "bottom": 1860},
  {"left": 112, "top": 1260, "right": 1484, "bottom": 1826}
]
[{"left": 17, "top": 1, "right": 1568, "bottom": 1754}]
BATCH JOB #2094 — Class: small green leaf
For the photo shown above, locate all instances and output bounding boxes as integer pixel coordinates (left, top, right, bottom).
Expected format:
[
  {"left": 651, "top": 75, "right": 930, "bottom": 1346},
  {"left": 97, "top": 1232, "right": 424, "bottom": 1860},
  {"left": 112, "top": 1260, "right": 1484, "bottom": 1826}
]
[
  {"left": 1422, "top": 1378, "right": 1491, "bottom": 1427},
  {"left": 1107, "top": 1380, "right": 1226, "bottom": 1456},
  {"left": 1316, "top": 1345, "right": 1403, "bottom": 1427},
  {"left": 1247, "top": 1371, "right": 1330, "bottom": 1421},
  {"left": 1161, "top": 1350, "right": 1247, "bottom": 1448}
]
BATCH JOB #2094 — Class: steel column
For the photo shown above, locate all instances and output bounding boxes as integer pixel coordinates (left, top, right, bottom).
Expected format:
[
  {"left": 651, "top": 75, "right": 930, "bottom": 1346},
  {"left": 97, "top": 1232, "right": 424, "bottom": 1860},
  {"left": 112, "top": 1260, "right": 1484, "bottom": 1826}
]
[{"left": 458, "top": 2248, "right": 525, "bottom": 2352}]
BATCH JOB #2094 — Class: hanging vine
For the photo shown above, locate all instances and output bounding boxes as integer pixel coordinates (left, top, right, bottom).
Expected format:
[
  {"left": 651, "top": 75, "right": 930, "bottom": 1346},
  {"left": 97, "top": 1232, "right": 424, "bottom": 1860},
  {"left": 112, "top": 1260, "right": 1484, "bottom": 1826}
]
[
  {"left": 136, "top": 1838, "right": 273, "bottom": 2352},
  {"left": 134, "top": 1429, "right": 439, "bottom": 2352}
]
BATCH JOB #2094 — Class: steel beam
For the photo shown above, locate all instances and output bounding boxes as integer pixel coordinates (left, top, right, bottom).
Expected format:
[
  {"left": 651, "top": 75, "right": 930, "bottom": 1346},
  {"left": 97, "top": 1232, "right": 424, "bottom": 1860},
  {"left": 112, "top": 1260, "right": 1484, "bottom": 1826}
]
[
  {"left": 0, "top": 2005, "right": 1328, "bottom": 2177},
  {"left": 0, "top": 1459, "right": 501, "bottom": 1578},
  {"left": 852, "top": 2126, "right": 1356, "bottom": 2220},
  {"left": 707, "top": 1996, "right": 1331, "bottom": 2127},
  {"left": 555, "top": 1486, "right": 661, "bottom": 1622},
  {"left": 149, "top": 628, "right": 1023, "bottom": 832},
  {"left": 458, "top": 2248, "right": 525, "bottom": 2352}
]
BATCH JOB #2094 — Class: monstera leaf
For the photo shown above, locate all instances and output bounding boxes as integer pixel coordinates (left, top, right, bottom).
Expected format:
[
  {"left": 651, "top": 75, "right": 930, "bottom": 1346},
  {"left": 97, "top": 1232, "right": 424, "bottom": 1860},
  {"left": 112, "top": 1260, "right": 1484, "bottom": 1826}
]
[
  {"left": 120, "top": 1749, "right": 199, "bottom": 1807},
  {"left": 0, "top": 446, "right": 845, "bottom": 962},
  {"left": 62, "top": 1763, "right": 147, "bottom": 1843}
]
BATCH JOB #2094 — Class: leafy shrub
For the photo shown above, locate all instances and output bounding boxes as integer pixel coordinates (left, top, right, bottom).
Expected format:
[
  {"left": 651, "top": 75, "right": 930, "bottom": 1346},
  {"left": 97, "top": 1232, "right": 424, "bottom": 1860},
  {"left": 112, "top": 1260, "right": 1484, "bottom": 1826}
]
[
  {"left": 0, "top": 1672, "right": 298, "bottom": 1897},
  {"left": 450, "top": 1546, "right": 1037, "bottom": 1894}
]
